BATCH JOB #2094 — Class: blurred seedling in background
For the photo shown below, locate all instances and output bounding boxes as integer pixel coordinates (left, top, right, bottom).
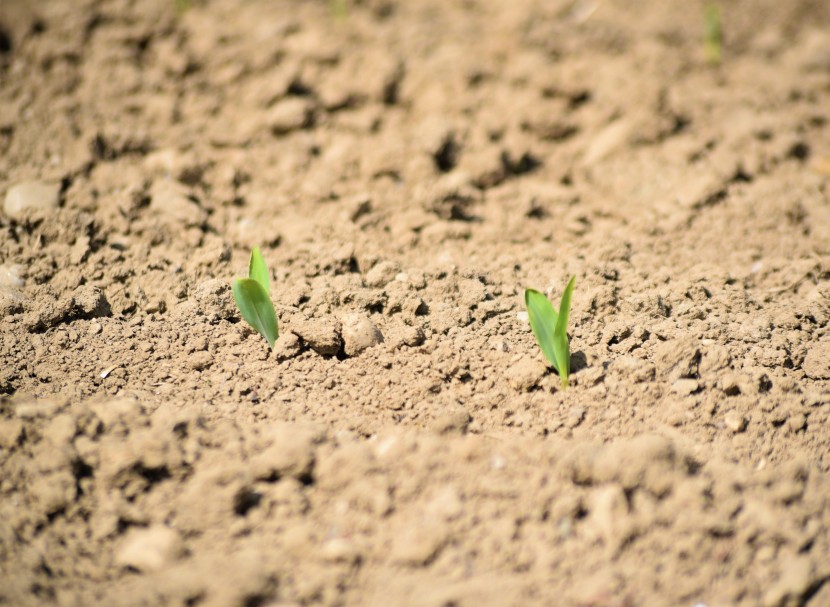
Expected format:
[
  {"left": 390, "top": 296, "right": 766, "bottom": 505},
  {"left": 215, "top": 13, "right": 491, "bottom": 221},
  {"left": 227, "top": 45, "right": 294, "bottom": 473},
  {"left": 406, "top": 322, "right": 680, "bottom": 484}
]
[
  {"left": 703, "top": 3, "right": 722, "bottom": 65},
  {"left": 232, "top": 247, "right": 279, "bottom": 349},
  {"left": 525, "top": 277, "right": 576, "bottom": 389},
  {"left": 330, "top": 0, "right": 348, "bottom": 20},
  {"left": 175, "top": 0, "right": 192, "bottom": 15}
]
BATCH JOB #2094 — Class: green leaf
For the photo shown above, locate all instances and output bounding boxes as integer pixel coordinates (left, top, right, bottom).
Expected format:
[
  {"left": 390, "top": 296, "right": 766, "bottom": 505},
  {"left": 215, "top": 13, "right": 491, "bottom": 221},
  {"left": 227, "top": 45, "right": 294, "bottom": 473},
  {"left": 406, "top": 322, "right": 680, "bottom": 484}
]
[
  {"left": 248, "top": 247, "right": 270, "bottom": 294},
  {"left": 525, "top": 288, "right": 560, "bottom": 372},
  {"left": 553, "top": 276, "right": 575, "bottom": 388},
  {"left": 703, "top": 4, "right": 722, "bottom": 65},
  {"left": 233, "top": 277, "right": 279, "bottom": 349}
]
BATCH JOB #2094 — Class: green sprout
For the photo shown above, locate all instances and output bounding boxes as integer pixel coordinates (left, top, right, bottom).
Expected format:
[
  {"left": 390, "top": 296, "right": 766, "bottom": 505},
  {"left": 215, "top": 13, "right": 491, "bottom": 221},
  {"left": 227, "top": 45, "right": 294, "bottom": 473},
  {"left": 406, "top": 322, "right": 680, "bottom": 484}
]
[
  {"left": 232, "top": 247, "right": 279, "bottom": 349},
  {"left": 525, "top": 277, "right": 576, "bottom": 389},
  {"left": 703, "top": 3, "right": 722, "bottom": 65},
  {"left": 330, "top": 0, "right": 348, "bottom": 20}
]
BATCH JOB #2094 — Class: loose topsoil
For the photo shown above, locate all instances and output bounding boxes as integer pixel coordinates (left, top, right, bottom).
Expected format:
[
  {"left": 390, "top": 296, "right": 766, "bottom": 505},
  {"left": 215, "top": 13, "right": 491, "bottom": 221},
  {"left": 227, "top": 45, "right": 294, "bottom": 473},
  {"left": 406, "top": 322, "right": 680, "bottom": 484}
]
[{"left": 1, "top": 0, "right": 830, "bottom": 605}]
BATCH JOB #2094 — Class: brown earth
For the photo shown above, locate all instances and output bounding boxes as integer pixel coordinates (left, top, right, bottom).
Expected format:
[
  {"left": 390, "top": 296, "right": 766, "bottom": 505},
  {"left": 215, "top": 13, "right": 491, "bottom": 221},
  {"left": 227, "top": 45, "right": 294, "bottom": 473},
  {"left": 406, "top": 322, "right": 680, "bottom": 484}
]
[{"left": 1, "top": 0, "right": 830, "bottom": 605}]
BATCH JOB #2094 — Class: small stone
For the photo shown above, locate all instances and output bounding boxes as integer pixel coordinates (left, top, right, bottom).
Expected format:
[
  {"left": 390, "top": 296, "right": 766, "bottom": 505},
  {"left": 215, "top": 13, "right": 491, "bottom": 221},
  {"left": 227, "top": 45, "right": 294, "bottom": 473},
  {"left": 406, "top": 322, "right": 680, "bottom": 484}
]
[
  {"left": 273, "top": 331, "right": 302, "bottom": 360},
  {"left": 507, "top": 356, "right": 547, "bottom": 392},
  {"left": 293, "top": 317, "right": 342, "bottom": 356},
  {"left": 115, "top": 525, "right": 185, "bottom": 572},
  {"left": 608, "top": 356, "right": 656, "bottom": 384},
  {"left": 585, "top": 484, "right": 629, "bottom": 545},
  {"left": 250, "top": 422, "right": 317, "bottom": 481},
  {"left": 723, "top": 411, "right": 747, "bottom": 433},
  {"left": 3, "top": 181, "right": 60, "bottom": 219},
  {"left": 187, "top": 351, "right": 213, "bottom": 371},
  {"left": 762, "top": 556, "right": 814, "bottom": 607},
  {"left": 429, "top": 406, "right": 471, "bottom": 435},
  {"left": 150, "top": 179, "right": 207, "bottom": 228},
  {"left": 398, "top": 325, "right": 425, "bottom": 347},
  {"left": 700, "top": 345, "right": 731, "bottom": 375},
  {"left": 0, "top": 418, "right": 23, "bottom": 449},
  {"left": 390, "top": 522, "right": 448, "bottom": 566},
  {"left": 365, "top": 261, "right": 400, "bottom": 288},
  {"left": 268, "top": 98, "right": 312, "bottom": 135},
  {"left": 341, "top": 313, "right": 383, "bottom": 356},
  {"left": 566, "top": 407, "right": 586, "bottom": 428},
  {"left": 803, "top": 392, "right": 828, "bottom": 408},
  {"left": 654, "top": 337, "right": 701, "bottom": 381},
  {"left": 718, "top": 372, "right": 747, "bottom": 396},
  {"left": 320, "top": 537, "right": 361, "bottom": 564},
  {"left": 671, "top": 379, "right": 700, "bottom": 396},
  {"left": 193, "top": 279, "right": 236, "bottom": 321},
  {"left": 0, "top": 264, "right": 24, "bottom": 289},
  {"left": 424, "top": 485, "right": 464, "bottom": 521},
  {"left": 674, "top": 172, "right": 725, "bottom": 209},
  {"left": 0, "top": 284, "right": 25, "bottom": 316},
  {"left": 582, "top": 119, "right": 632, "bottom": 165},
  {"left": 802, "top": 341, "right": 830, "bottom": 379},
  {"left": 30, "top": 471, "right": 76, "bottom": 515},
  {"left": 787, "top": 412, "right": 807, "bottom": 433},
  {"left": 70, "top": 286, "right": 111, "bottom": 319}
]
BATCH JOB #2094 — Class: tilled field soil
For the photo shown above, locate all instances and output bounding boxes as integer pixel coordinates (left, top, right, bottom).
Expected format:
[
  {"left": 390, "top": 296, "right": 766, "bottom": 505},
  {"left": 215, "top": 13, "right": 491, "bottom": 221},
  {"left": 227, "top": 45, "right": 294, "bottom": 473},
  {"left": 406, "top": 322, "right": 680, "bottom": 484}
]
[{"left": 1, "top": 0, "right": 830, "bottom": 605}]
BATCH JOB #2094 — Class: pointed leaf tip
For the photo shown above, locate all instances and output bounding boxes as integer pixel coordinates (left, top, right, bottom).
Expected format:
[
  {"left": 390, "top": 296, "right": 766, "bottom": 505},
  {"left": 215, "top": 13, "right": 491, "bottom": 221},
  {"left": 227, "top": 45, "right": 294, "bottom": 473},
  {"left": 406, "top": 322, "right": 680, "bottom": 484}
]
[
  {"left": 552, "top": 276, "right": 575, "bottom": 387},
  {"left": 248, "top": 246, "right": 270, "bottom": 294}
]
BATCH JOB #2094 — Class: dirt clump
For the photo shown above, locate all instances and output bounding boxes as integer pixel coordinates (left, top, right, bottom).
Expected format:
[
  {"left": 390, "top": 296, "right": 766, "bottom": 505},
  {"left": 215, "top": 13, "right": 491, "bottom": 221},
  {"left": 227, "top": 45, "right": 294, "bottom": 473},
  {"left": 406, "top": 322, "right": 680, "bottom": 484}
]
[{"left": 2, "top": 0, "right": 830, "bottom": 605}]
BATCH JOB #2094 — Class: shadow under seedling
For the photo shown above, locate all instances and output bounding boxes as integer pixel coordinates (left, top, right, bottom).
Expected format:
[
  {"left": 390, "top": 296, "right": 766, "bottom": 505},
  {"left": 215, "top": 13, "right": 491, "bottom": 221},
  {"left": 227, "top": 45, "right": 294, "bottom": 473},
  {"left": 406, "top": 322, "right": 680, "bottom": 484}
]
[
  {"left": 525, "top": 277, "right": 575, "bottom": 389},
  {"left": 232, "top": 247, "right": 279, "bottom": 349}
]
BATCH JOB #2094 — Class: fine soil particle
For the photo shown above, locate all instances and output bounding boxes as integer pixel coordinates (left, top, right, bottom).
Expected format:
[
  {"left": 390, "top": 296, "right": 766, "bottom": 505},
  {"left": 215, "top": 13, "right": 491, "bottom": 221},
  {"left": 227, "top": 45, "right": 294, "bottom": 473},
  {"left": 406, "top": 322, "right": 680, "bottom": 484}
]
[{"left": 2, "top": 0, "right": 830, "bottom": 605}]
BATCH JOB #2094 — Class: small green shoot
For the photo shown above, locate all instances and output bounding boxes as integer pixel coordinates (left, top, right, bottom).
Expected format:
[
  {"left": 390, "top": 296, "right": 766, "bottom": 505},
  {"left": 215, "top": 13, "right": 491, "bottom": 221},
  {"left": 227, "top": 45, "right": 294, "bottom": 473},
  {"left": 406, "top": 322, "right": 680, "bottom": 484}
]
[
  {"left": 330, "top": 0, "right": 348, "bottom": 20},
  {"left": 525, "top": 277, "right": 576, "bottom": 389},
  {"left": 175, "top": 0, "right": 192, "bottom": 15},
  {"left": 703, "top": 3, "right": 722, "bottom": 65},
  {"left": 232, "top": 247, "right": 279, "bottom": 349}
]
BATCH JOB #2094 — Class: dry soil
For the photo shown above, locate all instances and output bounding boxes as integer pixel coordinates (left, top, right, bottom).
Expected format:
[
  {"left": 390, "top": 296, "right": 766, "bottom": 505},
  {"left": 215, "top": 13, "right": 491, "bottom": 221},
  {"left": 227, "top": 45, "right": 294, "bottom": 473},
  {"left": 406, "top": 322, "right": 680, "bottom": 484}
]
[{"left": 1, "top": 0, "right": 830, "bottom": 606}]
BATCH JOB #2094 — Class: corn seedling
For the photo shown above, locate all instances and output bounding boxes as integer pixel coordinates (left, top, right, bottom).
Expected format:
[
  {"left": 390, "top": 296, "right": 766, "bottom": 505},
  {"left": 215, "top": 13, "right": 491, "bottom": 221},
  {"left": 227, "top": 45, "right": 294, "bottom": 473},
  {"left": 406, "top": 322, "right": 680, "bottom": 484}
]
[
  {"left": 703, "top": 4, "right": 722, "bottom": 65},
  {"left": 232, "top": 247, "right": 279, "bottom": 349},
  {"left": 525, "top": 276, "right": 575, "bottom": 389},
  {"left": 330, "top": 0, "right": 348, "bottom": 20}
]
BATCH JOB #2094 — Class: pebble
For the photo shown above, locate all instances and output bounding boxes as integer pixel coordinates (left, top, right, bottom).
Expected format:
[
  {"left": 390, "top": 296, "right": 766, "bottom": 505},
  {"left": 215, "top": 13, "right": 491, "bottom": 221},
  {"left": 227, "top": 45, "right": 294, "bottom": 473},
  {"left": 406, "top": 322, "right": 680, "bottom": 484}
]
[
  {"left": 320, "top": 537, "right": 361, "bottom": 564},
  {"left": 582, "top": 119, "right": 632, "bottom": 165},
  {"left": 3, "top": 181, "right": 60, "bottom": 219},
  {"left": 70, "top": 286, "right": 111, "bottom": 319},
  {"left": 787, "top": 412, "right": 807, "bottom": 433},
  {"left": 0, "top": 264, "right": 24, "bottom": 289},
  {"left": 506, "top": 356, "right": 547, "bottom": 392},
  {"left": 585, "top": 484, "right": 629, "bottom": 545},
  {"left": 341, "top": 313, "right": 383, "bottom": 356},
  {"left": 187, "top": 351, "right": 213, "bottom": 371},
  {"left": 0, "top": 418, "right": 23, "bottom": 449},
  {"left": 653, "top": 337, "right": 701, "bottom": 381},
  {"left": 723, "top": 411, "right": 748, "bottom": 433},
  {"left": 115, "top": 525, "right": 185, "bottom": 572},
  {"left": 273, "top": 331, "right": 302, "bottom": 360},
  {"left": 250, "top": 422, "right": 317, "bottom": 480},
  {"left": 293, "top": 316, "right": 342, "bottom": 356},
  {"left": 390, "top": 522, "right": 448, "bottom": 566},
  {"left": 565, "top": 407, "right": 586, "bottom": 428},
  {"left": 193, "top": 279, "right": 236, "bottom": 322},
  {"left": 801, "top": 341, "right": 829, "bottom": 379},
  {"left": 671, "top": 378, "right": 700, "bottom": 396},
  {"left": 149, "top": 179, "right": 207, "bottom": 227},
  {"left": 429, "top": 406, "right": 471, "bottom": 435},
  {"left": 268, "top": 98, "right": 312, "bottom": 135},
  {"left": 365, "top": 261, "right": 400, "bottom": 288},
  {"left": 762, "top": 556, "right": 814, "bottom": 607}
]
